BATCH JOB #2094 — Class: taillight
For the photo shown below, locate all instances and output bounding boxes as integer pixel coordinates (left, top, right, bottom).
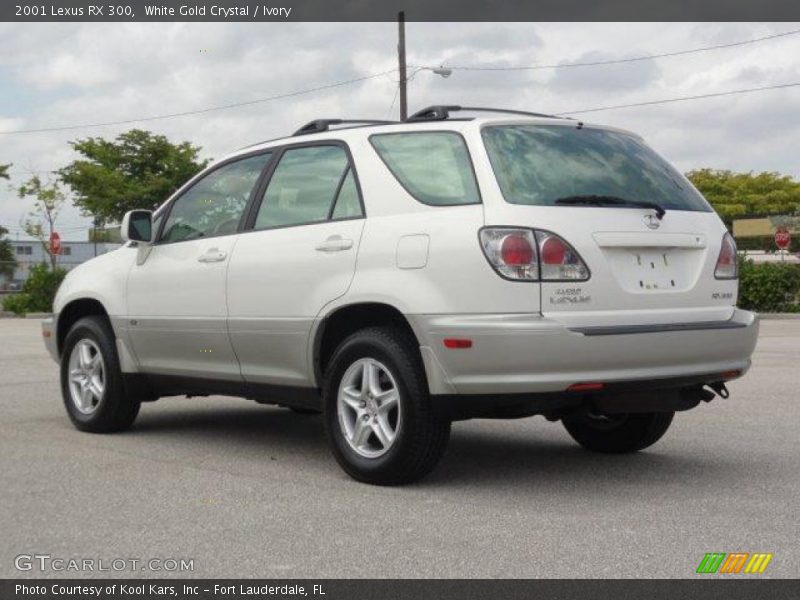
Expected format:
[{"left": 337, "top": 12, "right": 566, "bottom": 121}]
[
  {"left": 501, "top": 234, "right": 535, "bottom": 265},
  {"left": 540, "top": 234, "right": 567, "bottom": 265},
  {"left": 479, "top": 228, "right": 538, "bottom": 281},
  {"left": 536, "top": 231, "right": 590, "bottom": 281},
  {"left": 479, "top": 227, "right": 589, "bottom": 282},
  {"left": 714, "top": 232, "right": 738, "bottom": 280}
]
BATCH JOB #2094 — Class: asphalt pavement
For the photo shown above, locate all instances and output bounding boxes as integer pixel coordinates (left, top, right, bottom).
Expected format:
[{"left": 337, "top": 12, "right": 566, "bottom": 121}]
[{"left": 1, "top": 317, "right": 797, "bottom": 578}]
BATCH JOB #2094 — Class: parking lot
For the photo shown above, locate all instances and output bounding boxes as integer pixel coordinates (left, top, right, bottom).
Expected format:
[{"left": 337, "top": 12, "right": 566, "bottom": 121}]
[{"left": 1, "top": 317, "right": 797, "bottom": 578}]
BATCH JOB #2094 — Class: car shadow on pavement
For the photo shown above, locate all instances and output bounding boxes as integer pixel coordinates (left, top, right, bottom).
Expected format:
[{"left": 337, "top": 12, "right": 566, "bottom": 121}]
[
  {"left": 132, "top": 401, "right": 327, "bottom": 449},
  {"left": 126, "top": 401, "right": 750, "bottom": 491},
  {"left": 426, "top": 426, "right": 748, "bottom": 494}
]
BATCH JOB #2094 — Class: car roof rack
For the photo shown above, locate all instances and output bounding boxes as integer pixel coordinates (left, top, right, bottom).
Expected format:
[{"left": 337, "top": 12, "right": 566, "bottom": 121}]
[
  {"left": 406, "top": 105, "right": 565, "bottom": 122},
  {"left": 293, "top": 119, "right": 399, "bottom": 136}
]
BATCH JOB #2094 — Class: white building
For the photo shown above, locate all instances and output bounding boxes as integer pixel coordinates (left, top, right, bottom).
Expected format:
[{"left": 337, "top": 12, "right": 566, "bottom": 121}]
[{"left": 2, "top": 240, "right": 121, "bottom": 287}]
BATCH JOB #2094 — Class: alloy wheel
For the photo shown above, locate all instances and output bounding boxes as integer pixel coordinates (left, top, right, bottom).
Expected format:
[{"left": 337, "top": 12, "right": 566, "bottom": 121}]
[
  {"left": 67, "top": 339, "right": 106, "bottom": 415},
  {"left": 337, "top": 358, "right": 401, "bottom": 459}
]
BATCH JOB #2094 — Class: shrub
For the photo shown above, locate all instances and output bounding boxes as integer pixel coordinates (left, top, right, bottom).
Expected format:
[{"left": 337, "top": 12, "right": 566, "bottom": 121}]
[
  {"left": 2, "top": 292, "right": 32, "bottom": 315},
  {"left": 737, "top": 257, "right": 800, "bottom": 313},
  {"left": 1, "top": 264, "right": 67, "bottom": 315},
  {"left": 736, "top": 235, "right": 799, "bottom": 254},
  {"left": 23, "top": 264, "right": 67, "bottom": 312}
]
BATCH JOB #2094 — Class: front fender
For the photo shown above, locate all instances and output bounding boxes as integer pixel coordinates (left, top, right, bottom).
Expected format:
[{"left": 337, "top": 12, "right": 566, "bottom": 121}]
[{"left": 53, "top": 246, "right": 135, "bottom": 317}]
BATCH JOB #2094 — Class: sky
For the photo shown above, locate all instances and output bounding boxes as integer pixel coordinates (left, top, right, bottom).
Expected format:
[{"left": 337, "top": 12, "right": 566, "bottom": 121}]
[{"left": 0, "top": 22, "right": 798, "bottom": 240}]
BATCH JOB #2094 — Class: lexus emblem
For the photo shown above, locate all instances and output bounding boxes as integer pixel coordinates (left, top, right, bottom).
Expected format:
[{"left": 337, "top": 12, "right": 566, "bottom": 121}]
[{"left": 643, "top": 214, "right": 660, "bottom": 230}]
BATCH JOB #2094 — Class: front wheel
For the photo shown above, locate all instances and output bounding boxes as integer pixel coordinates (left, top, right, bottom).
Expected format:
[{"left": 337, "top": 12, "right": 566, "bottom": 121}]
[
  {"left": 60, "top": 316, "right": 140, "bottom": 433},
  {"left": 323, "top": 326, "right": 450, "bottom": 485},
  {"left": 562, "top": 411, "right": 674, "bottom": 454}
]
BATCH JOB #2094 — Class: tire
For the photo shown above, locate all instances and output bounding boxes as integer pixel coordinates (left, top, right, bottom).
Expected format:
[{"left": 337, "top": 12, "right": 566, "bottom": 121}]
[
  {"left": 60, "top": 316, "right": 140, "bottom": 433},
  {"left": 562, "top": 411, "right": 674, "bottom": 454},
  {"left": 323, "top": 326, "right": 450, "bottom": 485},
  {"left": 288, "top": 406, "right": 321, "bottom": 415}
]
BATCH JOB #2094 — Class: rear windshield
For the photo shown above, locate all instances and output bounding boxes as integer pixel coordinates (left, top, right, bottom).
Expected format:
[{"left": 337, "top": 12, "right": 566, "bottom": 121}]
[
  {"left": 370, "top": 132, "right": 481, "bottom": 206},
  {"left": 482, "top": 125, "right": 711, "bottom": 212}
]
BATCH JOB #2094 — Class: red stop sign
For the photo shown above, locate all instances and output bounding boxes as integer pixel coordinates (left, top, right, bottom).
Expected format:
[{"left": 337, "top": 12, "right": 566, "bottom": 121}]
[
  {"left": 775, "top": 227, "right": 791, "bottom": 250},
  {"left": 49, "top": 231, "right": 61, "bottom": 255}
]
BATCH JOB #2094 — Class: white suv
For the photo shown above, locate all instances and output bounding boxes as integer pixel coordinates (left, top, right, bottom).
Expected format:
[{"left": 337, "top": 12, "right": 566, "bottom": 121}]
[{"left": 42, "top": 106, "right": 759, "bottom": 485}]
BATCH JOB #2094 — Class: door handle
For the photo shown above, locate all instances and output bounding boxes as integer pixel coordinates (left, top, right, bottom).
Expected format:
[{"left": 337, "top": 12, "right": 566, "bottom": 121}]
[
  {"left": 315, "top": 235, "right": 353, "bottom": 253},
  {"left": 198, "top": 248, "right": 227, "bottom": 263}
]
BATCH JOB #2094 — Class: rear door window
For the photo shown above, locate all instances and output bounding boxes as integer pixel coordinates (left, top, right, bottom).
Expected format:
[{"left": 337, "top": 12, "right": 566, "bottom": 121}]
[
  {"left": 254, "top": 145, "right": 355, "bottom": 229},
  {"left": 370, "top": 132, "right": 480, "bottom": 206}
]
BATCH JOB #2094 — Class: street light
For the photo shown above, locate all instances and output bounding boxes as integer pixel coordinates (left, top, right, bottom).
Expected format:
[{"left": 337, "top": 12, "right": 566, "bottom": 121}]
[
  {"left": 397, "top": 11, "right": 453, "bottom": 118},
  {"left": 407, "top": 66, "right": 453, "bottom": 81},
  {"left": 399, "top": 66, "right": 454, "bottom": 120}
]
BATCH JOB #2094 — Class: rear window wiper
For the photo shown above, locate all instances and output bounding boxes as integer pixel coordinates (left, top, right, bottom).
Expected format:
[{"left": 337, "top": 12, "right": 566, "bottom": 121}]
[{"left": 554, "top": 195, "right": 666, "bottom": 220}]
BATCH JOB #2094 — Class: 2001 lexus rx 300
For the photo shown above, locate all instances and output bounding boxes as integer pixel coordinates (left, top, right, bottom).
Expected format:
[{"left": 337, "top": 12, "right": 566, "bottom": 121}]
[{"left": 42, "top": 106, "right": 759, "bottom": 485}]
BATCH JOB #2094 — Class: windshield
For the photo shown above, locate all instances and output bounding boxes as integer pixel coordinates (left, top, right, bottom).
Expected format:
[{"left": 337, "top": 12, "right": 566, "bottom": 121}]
[{"left": 482, "top": 124, "right": 711, "bottom": 212}]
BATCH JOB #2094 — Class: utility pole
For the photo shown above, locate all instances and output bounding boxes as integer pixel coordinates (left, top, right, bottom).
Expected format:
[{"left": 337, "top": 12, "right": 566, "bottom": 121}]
[{"left": 397, "top": 11, "right": 407, "bottom": 121}]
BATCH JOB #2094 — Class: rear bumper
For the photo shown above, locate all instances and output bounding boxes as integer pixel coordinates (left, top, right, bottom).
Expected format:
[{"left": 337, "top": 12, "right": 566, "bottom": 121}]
[{"left": 411, "top": 308, "right": 759, "bottom": 395}]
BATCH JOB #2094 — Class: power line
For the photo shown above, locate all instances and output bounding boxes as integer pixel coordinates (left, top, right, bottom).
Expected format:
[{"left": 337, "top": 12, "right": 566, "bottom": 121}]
[
  {"left": 424, "top": 28, "right": 800, "bottom": 72},
  {"left": 4, "top": 166, "right": 60, "bottom": 176},
  {"left": 557, "top": 82, "right": 800, "bottom": 116},
  {"left": 385, "top": 85, "right": 401, "bottom": 120},
  {"left": 1, "top": 225, "right": 92, "bottom": 233},
  {"left": 0, "top": 81, "right": 797, "bottom": 169},
  {"left": 1, "top": 28, "right": 797, "bottom": 136},
  {"left": 0, "top": 69, "right": 398, "bottom": 136}
]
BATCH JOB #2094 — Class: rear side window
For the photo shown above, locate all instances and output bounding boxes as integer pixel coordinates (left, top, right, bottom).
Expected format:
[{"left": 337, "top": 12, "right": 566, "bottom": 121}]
[
  {"left": 370, "top": 132, "right": 480, "bottom": 206},
  {"left": 331, "top": 168, "right": 362, "bottom": 219},
  {"left": 254, "top": 145, "right": 355, "bottom": 229}
]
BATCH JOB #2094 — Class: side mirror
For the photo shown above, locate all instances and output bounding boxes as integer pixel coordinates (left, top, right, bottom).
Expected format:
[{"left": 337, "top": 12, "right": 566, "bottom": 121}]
[{"left": 121, "top": 210, "right": 154, "bottom": 244}]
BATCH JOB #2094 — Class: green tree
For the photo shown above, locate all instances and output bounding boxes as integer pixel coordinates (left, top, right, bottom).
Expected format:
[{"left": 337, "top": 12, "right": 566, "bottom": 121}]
[
  {"left": 59, "top": 129, "right": 209, "bottom": 223},
  {"left": 0, "top": 224, "right": 16, "bottom": 281},
  {"left": 686, "top": 169, "right": 800, "bottom": 224},
  {"left": 17, "top": 176, "right": 66, "bottom": 270},
  {"left": 0, "top": 164, "right": 10, "bottom": 180}
]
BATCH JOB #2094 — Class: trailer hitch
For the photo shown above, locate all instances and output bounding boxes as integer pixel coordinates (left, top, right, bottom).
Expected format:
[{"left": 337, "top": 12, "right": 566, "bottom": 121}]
[{"left": 706, "top": 382, "right": 730, "bottom": 399}]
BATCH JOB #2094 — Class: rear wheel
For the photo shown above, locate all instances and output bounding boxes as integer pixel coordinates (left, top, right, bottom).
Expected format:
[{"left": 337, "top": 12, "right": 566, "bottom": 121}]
[
  {"left": 60, "top": 316, "right": 140, "bottom": 433},
  {"left": 562, "top": 411, "right": 674, "bottom": 454},
  {"left": 323, "top": 326, "right": 450, "bottom": 485}
]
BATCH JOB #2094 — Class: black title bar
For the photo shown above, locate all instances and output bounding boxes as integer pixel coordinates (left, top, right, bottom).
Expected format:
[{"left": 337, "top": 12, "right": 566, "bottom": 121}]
[
  {"left": 2, "top": 0, "right": 800, "bottom": 22},
  {"left": 3, "top": 579, "right": 800, "bottom": 600}
]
